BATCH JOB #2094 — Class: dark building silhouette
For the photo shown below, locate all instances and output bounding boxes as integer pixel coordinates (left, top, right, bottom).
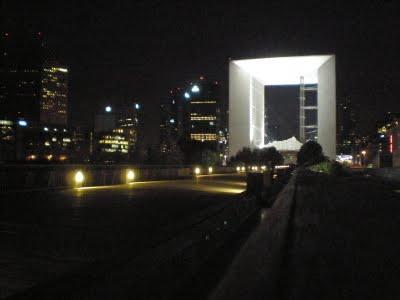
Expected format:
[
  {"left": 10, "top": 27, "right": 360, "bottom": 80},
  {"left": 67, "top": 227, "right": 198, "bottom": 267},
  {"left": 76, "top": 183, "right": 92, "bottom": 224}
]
[{"left": 336, "top": 99, "right": 358, "bottom": 154}]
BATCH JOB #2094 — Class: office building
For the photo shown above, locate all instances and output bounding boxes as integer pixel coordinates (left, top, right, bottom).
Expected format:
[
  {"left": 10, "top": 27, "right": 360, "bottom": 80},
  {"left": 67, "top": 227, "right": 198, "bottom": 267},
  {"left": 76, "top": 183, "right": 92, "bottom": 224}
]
[
  {"left": 94, "top": 102, "right": 142, "bottom": 162},
  {"left": 336, "top": 99, "right": 358, "bottom": 154},
  {"left": 1, "top": 31, "right": 68, "bottom": 126},
  {"left": 40, "top": 63, "right": 68, "bottom": 125},
  {"left": 160, "top": 77, "right": 227, "bottom": 163},
  {"left": 229, "top": 55, "right": 336, "bottom": 159}
]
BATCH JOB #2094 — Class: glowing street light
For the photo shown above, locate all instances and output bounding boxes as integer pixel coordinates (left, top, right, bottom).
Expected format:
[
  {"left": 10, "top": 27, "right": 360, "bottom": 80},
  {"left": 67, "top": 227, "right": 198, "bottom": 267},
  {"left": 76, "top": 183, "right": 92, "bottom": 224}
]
[
  {"left": 194, "top": 167, "right": 201, "bottom": 175},
  {"left": 191, "top": 85, "right": 200, "bottom": 93},
  {"left": 105, "top": 106, "right": 112, "bottom": 113},
  {"left": 361, "top": 150, "right": 366, "bottom": 156},
  {"left": 18, "top": 120, "right": 27, "bottom": 127},
  {"left": 208, "top": 166, "right": 213, "bottom": 174},
  {"left": 74, "top": 171, "right": 85, "bottom": 185},
  {"left": 126, "top": 170, "right": 135, "bottom": 182},
  {"left": 236, "top": 166, "right": 241, "bottom": 172},
  {"left": 184, "top": 92, "right": 190, "bottom": 99}
]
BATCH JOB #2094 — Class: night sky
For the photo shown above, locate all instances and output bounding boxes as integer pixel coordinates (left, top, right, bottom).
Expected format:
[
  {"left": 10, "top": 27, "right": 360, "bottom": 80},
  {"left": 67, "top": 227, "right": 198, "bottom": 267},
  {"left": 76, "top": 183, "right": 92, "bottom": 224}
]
[{"left": 3, "top": 1, "right": 399, "bottom": 145}]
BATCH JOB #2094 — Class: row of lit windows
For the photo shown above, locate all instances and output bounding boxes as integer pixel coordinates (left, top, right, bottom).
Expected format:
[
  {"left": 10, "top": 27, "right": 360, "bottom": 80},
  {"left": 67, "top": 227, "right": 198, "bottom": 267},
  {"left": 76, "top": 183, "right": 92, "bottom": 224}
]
[
  {"left": 190, "top": 101, "right": 216, "bottom": 104},
  {"left": 190, "top": 134, "right": 217, "bottom": 141},
  {"left": 99, "top": 139, "right": 129, "bottom": 145},
  {"left": 0, "top": 120, "right": 13, "bottom": 126},
  {"left": 43, "top": 67, "right": 68, "bottom": 73},
  {"left": 102, "top": 148, "right": 129, "bottom": 153},
  {"left": 190, "top": 116, "right": 217, "bottom": 121}
]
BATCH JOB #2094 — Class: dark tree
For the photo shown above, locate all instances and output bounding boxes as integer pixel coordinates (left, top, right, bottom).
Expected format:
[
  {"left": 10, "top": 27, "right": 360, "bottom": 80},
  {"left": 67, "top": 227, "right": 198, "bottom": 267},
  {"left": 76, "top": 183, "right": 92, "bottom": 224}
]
[
  {"left": 297, "top": 141, "right": 325, "bottom": 166},
  {"left": 231, "top": 147, "right": 253, "bottom": 164},
  {"left": 260, "top": 147, "right": 284, "bottom": 167}
]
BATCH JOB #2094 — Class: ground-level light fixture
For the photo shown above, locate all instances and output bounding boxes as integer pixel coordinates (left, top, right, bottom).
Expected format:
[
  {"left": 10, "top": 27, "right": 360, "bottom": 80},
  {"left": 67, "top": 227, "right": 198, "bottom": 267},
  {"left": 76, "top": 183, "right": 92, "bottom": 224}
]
[
  {"left": 126, "top": 170, "right": 135, "bottom": 182},
  {"left": 241, "top": 166, "right": 245, "bottom": 172},
  {"left": 236, "top": 166, "right": 241, "bottom": 172},
  {"left": 208, "top": 166, "right": 213, "bottom": 174},
  {"left": 194, "top": 167, "right": 201, "bottom": 175},
  {"left": 74, "top": 170, "right": 85, "bottom": 185}
]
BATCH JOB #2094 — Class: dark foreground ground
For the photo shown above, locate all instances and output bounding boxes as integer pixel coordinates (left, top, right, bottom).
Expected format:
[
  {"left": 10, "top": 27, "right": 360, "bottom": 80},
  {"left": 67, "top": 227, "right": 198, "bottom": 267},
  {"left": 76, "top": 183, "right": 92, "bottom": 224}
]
[
  {"left": 211, "top": 170, "right": 400, "bottom": 300},
  {"left": 0, "top": 174, "right": 247, "bottom": 299}
]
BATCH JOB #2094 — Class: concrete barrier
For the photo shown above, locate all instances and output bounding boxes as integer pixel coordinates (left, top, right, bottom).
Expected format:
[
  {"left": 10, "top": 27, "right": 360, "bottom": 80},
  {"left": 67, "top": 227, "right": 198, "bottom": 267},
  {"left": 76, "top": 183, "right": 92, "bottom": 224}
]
[
  {"left": 365, "top": 167, "right": 400, "bottom": 182},
  {"left": 0, "top": 164, "right": 236, "bottom": 191},
  {"left": 246, "top": 171, "right": 272, "bottom": 195},
  {"left": 210, "top": 171, "right": 298, "bottom": 300}
]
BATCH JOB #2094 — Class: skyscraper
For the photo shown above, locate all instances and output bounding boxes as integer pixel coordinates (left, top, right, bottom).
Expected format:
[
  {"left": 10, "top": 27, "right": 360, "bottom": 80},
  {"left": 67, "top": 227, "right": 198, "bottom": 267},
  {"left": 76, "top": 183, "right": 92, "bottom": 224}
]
[
  {"left": 337, "top": 99, "right": 358, "bottom": 154},
  {"left": 1, "top": 31, "right": 44, "bottom": 124},
  {"left": 1, "top": 31, "right": 69, "bottom": 126},
  {"left": 40, "top": 64, "right": 68, "bottom": 126},
  {"left": 160, "top": 77, "right": 227, "bottom": 164},
  {"left": 94, "top": 101, "right": 142, "bottom": 162}
]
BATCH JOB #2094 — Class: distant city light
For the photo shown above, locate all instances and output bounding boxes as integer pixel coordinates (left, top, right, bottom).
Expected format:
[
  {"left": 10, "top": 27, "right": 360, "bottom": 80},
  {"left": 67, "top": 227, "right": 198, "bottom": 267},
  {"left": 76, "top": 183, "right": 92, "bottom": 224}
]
[
  {"left": 54, "top": 128, "right": 58, "bottom": 132},
  {"left": 105, "top": 106, "right": 112, "bottom": 112},
  {"left": 184, "top": 92, "right": 190, "bottom": 99},
  {"left": 74, "top": 171, "right": 85, "bottom": 185},
  {"left": 191, "top": 85, "right": 200, "bottom": 93},
  {"left": 135, "top": 103, "right": 140, "bottom": 109},
  {"left": 18, "top": 120, "right": 27, "bottom": 127},
  {"left": 170, "top": 118, "right": 175, "bottom": 124},
  {"left": 44, "top": 127, "right": 49, "bottom": 131},
  {"left": 208, "top": 166, "right": 213, "bottom": 174},
  {"left": 27, "top": 154, "right": 36, "bottom": 160},
  {"left": 126, "top": 170, "right": 135, "bottom": 182},
  {"left": 380, "top": 134, "right": 385, "bottom": 138},
  {"left": 236, "top": 166, "right": 241, "bottom": 172}
]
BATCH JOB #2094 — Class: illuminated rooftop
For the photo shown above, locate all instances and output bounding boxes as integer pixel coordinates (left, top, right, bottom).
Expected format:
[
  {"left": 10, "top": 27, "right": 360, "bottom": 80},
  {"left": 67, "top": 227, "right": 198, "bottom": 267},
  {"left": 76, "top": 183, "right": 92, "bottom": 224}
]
[{"left": 232, "top": 55, "right": 333, "bottom": 85}]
